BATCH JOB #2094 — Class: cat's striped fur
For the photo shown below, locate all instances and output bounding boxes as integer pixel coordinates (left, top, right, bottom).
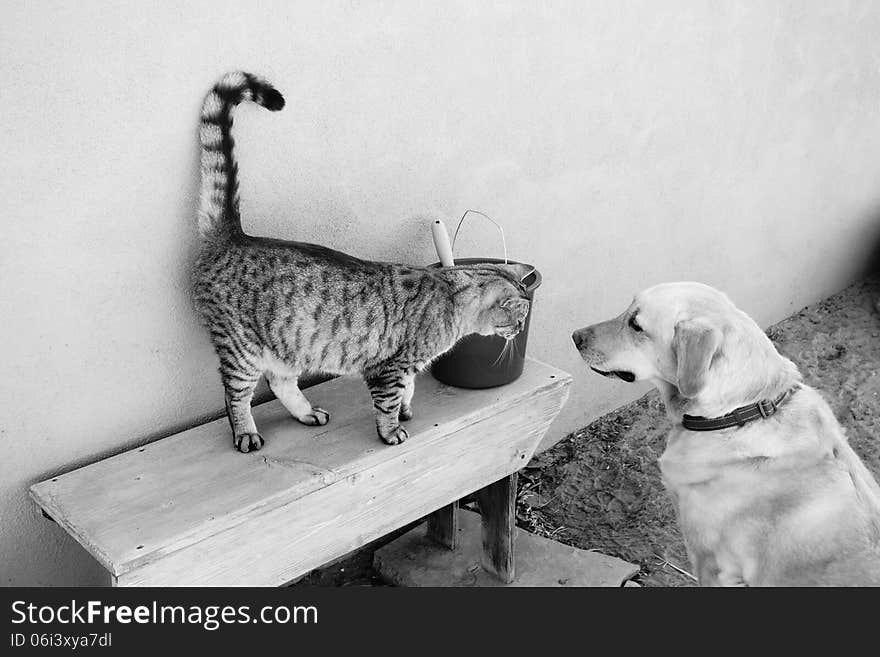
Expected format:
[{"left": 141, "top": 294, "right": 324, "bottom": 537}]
[{"left": 192, "top": 72, "right": 532, "bottom": 452}]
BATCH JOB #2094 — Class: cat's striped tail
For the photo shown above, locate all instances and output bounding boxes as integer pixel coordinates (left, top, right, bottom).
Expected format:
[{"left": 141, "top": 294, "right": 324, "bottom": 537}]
[{"left": 197, "top": 71, "right": 285, "bottom": 240}]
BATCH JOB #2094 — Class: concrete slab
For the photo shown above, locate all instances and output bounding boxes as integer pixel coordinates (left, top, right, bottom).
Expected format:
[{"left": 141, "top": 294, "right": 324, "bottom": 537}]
[{"left": 375, "top": 510, "right": 639, "bottom": 587}]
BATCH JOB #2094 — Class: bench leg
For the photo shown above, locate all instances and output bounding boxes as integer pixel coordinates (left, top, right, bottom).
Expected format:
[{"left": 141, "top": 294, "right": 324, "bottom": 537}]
[
  {"left": 426, "top": 502, "right": 458, "bottom": 550},
  {"left": 476, "top": 472, "right": 517, "bottom": 584}
]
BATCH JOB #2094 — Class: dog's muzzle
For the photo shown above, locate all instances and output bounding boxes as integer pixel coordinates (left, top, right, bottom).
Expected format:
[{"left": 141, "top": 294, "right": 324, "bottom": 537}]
[
  {"left": 572, "top": 329, "right": 636, "bottom": 382},
  {"left": 589, "top": 367, "right": 636, "bottom": 383}
]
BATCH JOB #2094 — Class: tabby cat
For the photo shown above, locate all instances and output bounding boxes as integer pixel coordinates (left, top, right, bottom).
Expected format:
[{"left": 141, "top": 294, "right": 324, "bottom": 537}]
[{"left": 192, "top": 72, "right": 532, "bottom": 452}]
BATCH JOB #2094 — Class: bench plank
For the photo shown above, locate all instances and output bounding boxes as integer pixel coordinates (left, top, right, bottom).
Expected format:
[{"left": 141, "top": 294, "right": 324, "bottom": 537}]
[{"left": 31, "top": 358, "right": 570, "bottom": 586}]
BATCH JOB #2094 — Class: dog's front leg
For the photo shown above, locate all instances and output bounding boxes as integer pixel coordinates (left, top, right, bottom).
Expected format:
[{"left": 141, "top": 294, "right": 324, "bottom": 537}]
[
  {"left": 694, "top": 558, "right": 747, "bottom": 586},
  {"left": 716, "top": 570, "right": 747, "bottom": 587},
  {"left": 695, "top": 558, "right": 719, "bottom": 586},
  {"left": 692, "top": 553, "right": 742, "bottom": 586}
]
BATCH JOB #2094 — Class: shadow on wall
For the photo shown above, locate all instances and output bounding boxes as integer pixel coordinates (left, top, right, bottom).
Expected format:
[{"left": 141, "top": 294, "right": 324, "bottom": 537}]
[
  {"left": 861, "top": 206, "right": 880, "bottom": 313},
  {"left": 863, "top": 205, "right": 880, "bottom": 277}
]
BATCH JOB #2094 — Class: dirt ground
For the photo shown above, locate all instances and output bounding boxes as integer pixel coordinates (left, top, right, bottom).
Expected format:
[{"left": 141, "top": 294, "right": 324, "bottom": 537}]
[{"left": 300, "top": 275, "right": 880, "bottom": 587}]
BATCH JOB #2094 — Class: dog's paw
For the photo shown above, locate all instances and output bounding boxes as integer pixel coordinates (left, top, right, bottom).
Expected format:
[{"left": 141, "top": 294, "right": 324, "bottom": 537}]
[
  {"left": 233, "top": 432, "right": 264, "bottom": 453},
  {"left": 398, "top": 405, "right": 413, "bottom": 421},
  {"left": 296, "top": 407, "right": 330, "bottom": 426},
  {"left": 379, "top": 425, "right": 409, "bottom": 445}
]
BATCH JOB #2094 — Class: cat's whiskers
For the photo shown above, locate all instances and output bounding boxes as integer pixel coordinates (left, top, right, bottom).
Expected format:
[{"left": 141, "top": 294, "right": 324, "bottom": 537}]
[
  {"left": 491, "top": 336, "right": 515, "bottom": 368},
  {"left": 510, "top": 335, "right": 522, "bottom": 360}
]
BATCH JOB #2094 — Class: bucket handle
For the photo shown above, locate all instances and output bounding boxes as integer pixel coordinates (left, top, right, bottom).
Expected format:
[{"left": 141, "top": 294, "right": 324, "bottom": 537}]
[{"left": 451, "top": 210, "right": 509, "bottom": 265}]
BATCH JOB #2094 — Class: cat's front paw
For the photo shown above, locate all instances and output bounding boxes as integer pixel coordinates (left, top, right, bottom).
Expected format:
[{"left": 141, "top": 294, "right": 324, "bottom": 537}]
[
  {"left": 398, "top": 405, "right": 413, "bottom": 421},
  {"left": 296, "top": 407, "right": 331, "bottom": 426},
  {"left": 233, "top": 432, "right": 265, "bottom": 453},
  {"left": 378, "top": 425, "right": 409, "bottom": 445}
]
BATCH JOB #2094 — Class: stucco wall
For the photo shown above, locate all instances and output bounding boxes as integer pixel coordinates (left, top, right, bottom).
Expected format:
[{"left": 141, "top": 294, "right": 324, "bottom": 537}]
[{"left": 3, "top": 1, "right": 880, "bottom": 585}]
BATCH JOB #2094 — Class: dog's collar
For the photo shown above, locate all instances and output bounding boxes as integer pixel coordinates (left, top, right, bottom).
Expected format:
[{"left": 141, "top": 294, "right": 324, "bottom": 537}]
[{"left": 681, "top": 386, "right": 799, "bottom": 432}]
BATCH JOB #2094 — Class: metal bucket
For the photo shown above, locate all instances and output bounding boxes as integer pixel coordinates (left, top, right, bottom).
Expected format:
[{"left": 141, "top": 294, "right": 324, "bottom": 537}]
[{"left": 429, "top": 258, "right": 542, "bottom": 389}]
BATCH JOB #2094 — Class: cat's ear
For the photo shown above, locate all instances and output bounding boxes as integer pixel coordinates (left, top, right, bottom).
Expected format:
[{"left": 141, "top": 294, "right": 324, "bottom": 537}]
[{"left": 498, "top": 263, "right": 536, "bottom": 285}]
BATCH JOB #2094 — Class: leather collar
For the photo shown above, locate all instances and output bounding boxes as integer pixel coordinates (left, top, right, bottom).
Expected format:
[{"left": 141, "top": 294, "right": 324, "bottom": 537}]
[{"left": 681, "top": 386, "right": 799, "bottom": 432}]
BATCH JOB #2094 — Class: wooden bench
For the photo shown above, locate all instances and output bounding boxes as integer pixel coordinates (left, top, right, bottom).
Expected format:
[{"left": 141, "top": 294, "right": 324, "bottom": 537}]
[{"left": 31, "top": 358, "right": 580, "bottom": 586}]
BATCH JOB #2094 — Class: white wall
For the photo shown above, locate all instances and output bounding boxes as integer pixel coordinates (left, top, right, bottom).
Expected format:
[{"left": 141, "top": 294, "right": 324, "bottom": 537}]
[{"left": 3, "top": 1, "right": 880, "bottom": 585}]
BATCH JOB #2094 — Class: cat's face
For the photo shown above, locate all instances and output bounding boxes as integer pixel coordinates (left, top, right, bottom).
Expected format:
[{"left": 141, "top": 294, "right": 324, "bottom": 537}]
[{"left": 470, "top": 264, "right": 533, "bottom": 339}]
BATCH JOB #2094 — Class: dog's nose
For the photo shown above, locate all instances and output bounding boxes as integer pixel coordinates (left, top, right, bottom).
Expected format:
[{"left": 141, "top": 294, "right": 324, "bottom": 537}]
[{"left": 571, "top": 329, "right": 587, "bottom": 350}]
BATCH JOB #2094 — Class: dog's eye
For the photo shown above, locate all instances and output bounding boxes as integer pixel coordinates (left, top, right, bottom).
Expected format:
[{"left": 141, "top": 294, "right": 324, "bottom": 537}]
[{"left": 629, "top": 315, "right": 643, "bottom": 333}]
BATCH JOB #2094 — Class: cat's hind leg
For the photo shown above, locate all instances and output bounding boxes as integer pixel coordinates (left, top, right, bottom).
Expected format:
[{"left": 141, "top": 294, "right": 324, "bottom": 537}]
[
  {"left": 220, "top": 366, "right": 264, "bottom": 453},
  {"left": 267, "top": 371, "right": 330, "bottom": 426}
]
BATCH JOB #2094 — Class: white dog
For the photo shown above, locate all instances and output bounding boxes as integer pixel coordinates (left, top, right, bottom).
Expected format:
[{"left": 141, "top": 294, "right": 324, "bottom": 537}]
[{"left": 572, "top": 282, "right": 880, "bottom": 586}]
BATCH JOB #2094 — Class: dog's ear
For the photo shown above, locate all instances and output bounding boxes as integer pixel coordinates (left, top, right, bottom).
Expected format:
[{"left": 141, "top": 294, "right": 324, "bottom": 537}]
[{"left": 673, "top": 319, "right": 722, "bottom": 398}]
